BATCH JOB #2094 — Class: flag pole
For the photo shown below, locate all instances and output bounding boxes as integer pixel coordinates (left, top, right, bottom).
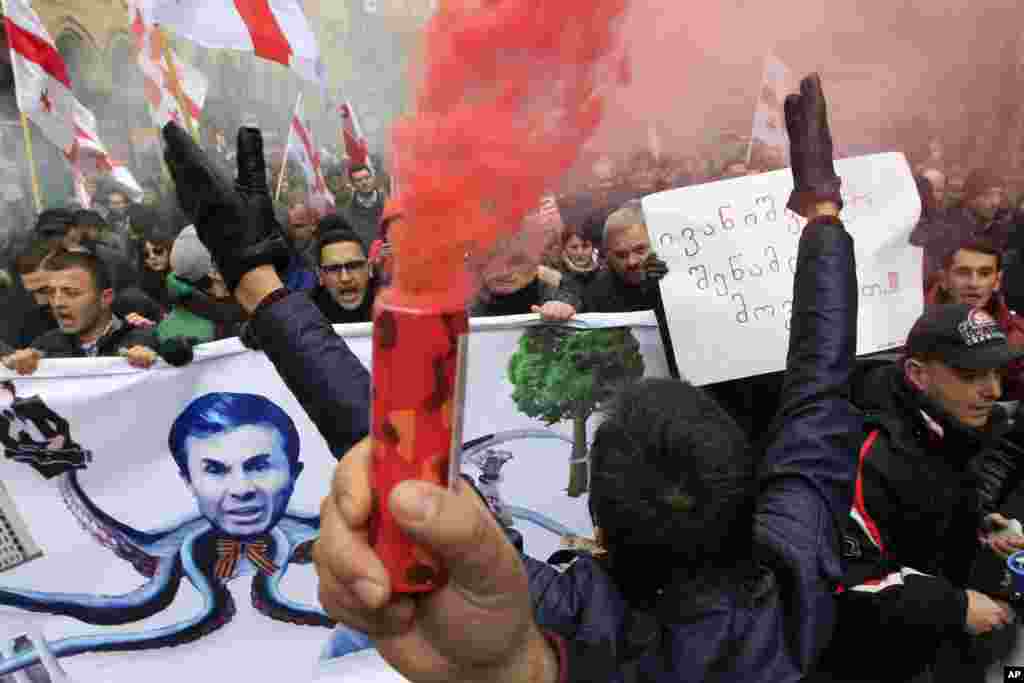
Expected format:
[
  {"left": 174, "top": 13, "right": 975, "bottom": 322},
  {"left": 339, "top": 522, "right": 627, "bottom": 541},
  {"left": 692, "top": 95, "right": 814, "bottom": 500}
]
[
  {"left": 156, "top": 26, "right": 197, "bottom": 141},
  {"left": 275, "top": 93, "right": 301, "bottom": 203},
  {"left": 19, "top": 112, "right": 42, "bottom": 214}
]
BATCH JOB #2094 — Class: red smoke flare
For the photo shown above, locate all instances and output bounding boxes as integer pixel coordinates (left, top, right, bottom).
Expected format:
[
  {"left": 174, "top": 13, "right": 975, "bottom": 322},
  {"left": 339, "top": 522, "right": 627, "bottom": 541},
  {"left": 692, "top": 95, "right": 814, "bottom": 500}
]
[{"left": 388, "top": 0, "right": 631, "bottom": 308}]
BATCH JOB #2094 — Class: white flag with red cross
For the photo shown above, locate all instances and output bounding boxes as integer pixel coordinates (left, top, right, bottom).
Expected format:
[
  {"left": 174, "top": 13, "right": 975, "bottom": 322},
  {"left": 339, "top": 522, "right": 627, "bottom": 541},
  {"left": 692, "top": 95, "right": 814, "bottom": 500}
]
[
  {"left": 129, "top": 2, "right": 208, "bottom": 129},
  {"left": 2, "top": 0, "right": 77, "bottom": 152},
  {"left": 338, "top": 100, "right": 372, "bottom": 172},
  {"left": 135, "top": 0, "right": 325, "bottom": 84},
  {"left": 68, "top": 99, "right": 144, "bottom": 207},
  {"left": 285, "top": 94, "right": 334, "bottom": 214}
]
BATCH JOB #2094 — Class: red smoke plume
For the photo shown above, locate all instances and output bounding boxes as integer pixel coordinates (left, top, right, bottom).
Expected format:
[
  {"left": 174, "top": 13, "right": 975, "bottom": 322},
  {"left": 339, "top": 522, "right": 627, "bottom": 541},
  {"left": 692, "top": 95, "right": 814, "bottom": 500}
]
[{"left": 388, "top": 0, "right": 631, "bottom": 307}]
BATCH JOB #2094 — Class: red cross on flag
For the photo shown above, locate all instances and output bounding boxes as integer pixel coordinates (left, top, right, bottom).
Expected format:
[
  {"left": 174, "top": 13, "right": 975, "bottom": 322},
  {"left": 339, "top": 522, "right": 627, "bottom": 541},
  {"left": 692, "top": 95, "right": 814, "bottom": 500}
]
[
  {"left": 129, "top": 2, "right": 209, "bottom": 128},
  {"left": 285, "top": 94, "right": 334, "bottom": 214},
  {"left": 2, "top": 0, "right": 76, "bottom": 151},
  {"left": 135, "top": 0, "right": 324, "bottom": 84},
  {"left": 338, "top": 100, "right": 372, "bottom": 171},
  {"left": 68, "top": 99, "right": 144, "bottom": 207}
]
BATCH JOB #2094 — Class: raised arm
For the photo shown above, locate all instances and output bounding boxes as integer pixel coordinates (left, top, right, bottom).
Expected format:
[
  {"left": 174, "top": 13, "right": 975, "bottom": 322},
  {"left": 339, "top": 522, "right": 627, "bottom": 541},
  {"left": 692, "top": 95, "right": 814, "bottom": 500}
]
[
  {"left": 754, "top": 75, "right": 862, "bottom": 673},
  {"left": 760, "top": 73, "right": 859, "bottom": 527},
  {"left": 161, "top": 123, "right": 370, "bottom": 456}
]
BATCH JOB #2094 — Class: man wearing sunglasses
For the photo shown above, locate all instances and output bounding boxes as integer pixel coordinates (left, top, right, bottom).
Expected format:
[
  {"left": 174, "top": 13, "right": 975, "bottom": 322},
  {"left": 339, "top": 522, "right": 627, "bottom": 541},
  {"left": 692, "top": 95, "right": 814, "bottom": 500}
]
[{"left": 313, "top": 216, "right": 377, "bottom": 324}]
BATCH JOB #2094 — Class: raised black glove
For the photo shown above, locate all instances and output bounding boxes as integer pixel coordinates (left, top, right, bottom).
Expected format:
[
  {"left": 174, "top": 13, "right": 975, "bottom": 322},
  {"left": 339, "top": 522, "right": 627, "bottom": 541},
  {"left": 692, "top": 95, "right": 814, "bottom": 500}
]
[
  {"left": 784, "top": 73, "right": 843, "bottom": 217},
  {"left": 162, "top": 122, "right": 290, "bottom": 292},
  {"left": 644, "top": 253, "right": 669, "bottom": 283}
]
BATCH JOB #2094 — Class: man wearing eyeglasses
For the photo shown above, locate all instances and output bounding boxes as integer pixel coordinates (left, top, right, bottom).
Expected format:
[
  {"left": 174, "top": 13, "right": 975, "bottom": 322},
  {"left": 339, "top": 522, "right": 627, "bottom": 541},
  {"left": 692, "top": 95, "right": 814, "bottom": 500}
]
[{"left": 313, "top": 218, "right": 376, "bottom": 324}]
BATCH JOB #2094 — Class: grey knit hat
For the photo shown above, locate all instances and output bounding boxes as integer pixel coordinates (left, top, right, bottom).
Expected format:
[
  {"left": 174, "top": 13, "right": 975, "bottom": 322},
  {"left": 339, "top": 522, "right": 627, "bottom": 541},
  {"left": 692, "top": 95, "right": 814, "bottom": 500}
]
[{"left": 170, "top": 225, "right": 213, "bottom": 284}]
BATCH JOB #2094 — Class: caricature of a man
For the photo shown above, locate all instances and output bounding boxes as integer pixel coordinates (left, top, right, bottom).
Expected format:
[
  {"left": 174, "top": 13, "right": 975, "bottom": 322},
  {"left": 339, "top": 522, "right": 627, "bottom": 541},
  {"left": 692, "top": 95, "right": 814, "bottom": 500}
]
[{"left": 168, "top": 393, "right": 304, "bottom": 547}]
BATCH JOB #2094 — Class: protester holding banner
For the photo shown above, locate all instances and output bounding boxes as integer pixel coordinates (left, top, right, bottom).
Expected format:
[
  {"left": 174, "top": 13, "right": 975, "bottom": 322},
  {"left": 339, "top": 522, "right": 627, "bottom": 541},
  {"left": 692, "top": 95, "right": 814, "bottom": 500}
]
[
  {"left": 555, "top": 223, "right": 602, "bottom": 302},
  {"left": 3, "top": 250, "right": 159, "bottom": 374},
  {"left": 573, "top": 200, "right": 668, "bottom": 314},
  {"left": 469, "top": 231, "right": 579, "bottom": 320},
  {"left": 310, "top": 74, "right": 865, "bottom": 683}
]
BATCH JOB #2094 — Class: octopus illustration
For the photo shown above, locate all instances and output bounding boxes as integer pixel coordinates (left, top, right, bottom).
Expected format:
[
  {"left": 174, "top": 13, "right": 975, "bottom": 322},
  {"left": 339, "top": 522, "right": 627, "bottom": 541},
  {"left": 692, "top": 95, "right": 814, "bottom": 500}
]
[{"left": 0, "top": 391, "right": 371, "bottom": 676}]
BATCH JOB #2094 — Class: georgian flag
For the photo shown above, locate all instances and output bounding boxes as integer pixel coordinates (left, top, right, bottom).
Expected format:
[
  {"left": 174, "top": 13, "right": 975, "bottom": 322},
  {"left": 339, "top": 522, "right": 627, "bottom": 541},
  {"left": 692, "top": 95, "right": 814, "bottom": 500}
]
[
  {"left": 2, "top": 0, "right": 76, "bottom": 151},
  {"left": 129, "top": 3, "right": 208, "bottom": 128},
  {"left": 68, "top": 100, "right": 144, "bottom": 207},
  {"left": 338, "top": 100, "right": 372, "bottom": 171},
  {"left": 285, "top": 94, "right": 334, "bottom": 214},
  {"left": 135, "top": 0, "right": 325, "bottom": 84}
]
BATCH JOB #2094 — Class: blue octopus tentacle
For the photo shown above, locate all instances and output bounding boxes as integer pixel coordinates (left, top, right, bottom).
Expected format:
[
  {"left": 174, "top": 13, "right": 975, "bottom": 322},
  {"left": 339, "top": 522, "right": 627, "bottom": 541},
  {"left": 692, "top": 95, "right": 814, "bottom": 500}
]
[
  {"left": 62, "top": 471, "right": 167, "bottom": 546},
  {"left": 251, "top": 527, "right": 334, "bottom": 627},
  {"left": 0, "top": 555, "right": 181, "bottom": 625},
  {"left": 0, "top": 528, "right": 234, "bottom": 676},
  {"left": 460, "top": 430, "right": 575, "bottom": 462},
  {"left": 506, "top": 506, "right": 578, "bottom": 537}
]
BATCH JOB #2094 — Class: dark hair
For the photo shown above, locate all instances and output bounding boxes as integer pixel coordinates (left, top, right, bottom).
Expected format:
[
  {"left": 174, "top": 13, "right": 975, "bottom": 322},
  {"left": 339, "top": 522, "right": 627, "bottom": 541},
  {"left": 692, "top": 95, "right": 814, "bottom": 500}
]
[
  {"left": 348, "top": 164, "right": 371, "bottom": 179},
  {"left": 942, "top": 238, "right": 1002, "bottom": 272},
  {"left": 317, "top": 226, "right": 365, "bottom": 266},
  {"left": 72, "top": 209, "right": 108, "bottom": 229},
  {"left": 167, "top": 392, "right": 301, "bottom": 481},
  {"left": 14, "top": 238, "right": 55, "bottom": 275},
  {"left": 561, "top": 223, "right": 593, "bottom": 247},
  {"left": 43, "top": 249, "right": 113, "bottom": 292},
  {"left": 588, "top": 378, "right": 755, "bottom": 597}
]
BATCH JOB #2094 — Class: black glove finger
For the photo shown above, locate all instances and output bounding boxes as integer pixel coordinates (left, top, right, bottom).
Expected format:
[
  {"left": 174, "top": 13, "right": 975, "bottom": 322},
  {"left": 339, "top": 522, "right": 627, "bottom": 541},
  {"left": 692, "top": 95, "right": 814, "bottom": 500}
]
[
  {"left": 163, "top": 122, "right": 234, "bottom": 221},
  {"left": 803, "top": 73, "right": 828, "bottom": 132},
  {"left": 784, "top": 93, "right": 804, "bottom": 145},
  {"left": 236, "top": 127, "right": 269, "bottom": 195}
]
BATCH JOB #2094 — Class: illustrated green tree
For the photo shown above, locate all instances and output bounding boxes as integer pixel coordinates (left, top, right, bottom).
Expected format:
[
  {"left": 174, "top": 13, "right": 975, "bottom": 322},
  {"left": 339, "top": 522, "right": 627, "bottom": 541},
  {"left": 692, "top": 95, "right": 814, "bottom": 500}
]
[{"left": 508, "top": 326, "right": 645, "bottom": 497}]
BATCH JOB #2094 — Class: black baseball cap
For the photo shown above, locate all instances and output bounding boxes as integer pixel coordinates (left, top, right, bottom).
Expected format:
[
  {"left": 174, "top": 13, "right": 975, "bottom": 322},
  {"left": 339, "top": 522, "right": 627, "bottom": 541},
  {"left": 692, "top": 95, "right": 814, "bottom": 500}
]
[
  {"left": 905, "top": 304, "right": 1024, "bottom": 370},
  {"left": 35, "top": 208, "right": 75, "bottom": 237}
]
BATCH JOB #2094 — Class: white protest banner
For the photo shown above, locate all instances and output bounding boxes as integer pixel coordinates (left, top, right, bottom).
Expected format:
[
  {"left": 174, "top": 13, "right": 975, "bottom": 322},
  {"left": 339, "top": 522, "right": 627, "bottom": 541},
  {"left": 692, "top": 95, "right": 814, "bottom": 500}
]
[
  {"left": 0, "top": 312, "right": 669, "bottom": 682},
  {"left": 643, "top": 152, "right": 922, "bottom": 386}
]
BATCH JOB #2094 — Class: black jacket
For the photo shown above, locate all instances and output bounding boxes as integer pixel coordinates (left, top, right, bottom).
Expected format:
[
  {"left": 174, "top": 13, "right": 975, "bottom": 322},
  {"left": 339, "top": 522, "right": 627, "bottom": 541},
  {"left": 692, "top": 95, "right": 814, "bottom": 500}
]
[
  {"left": 529, "top": 216, "right": 862, "bottom": 681},
  {"left": 558, "top": 266, "right": 602, "bottom": 303},
  {"left": 340, "top": 193, "right": 385, "bottom": 247},
  {"left": 14, "top": 303, "right": 57, "bottom": 349},
  {"left": 29, "top": 316, "right": 158, "bottom": 358},
  {"left": 579, "top": 269, "right": 660, "bottom": 313},
  {"left": 470, "top": 277, "right": 580, "bottom": 317},
  {"left": 139, "top": 267, "right": 174, "bottom": 313},
  {"left": 819, "top": 364, "right": 1021, "bottom": 682}
]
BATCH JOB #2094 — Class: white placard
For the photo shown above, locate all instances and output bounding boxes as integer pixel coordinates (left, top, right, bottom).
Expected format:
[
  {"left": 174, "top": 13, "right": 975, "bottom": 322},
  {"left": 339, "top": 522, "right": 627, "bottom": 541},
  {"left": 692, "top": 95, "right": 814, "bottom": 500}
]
[{"left": 643, "top": 153, "right": 923, "bottom": 385}]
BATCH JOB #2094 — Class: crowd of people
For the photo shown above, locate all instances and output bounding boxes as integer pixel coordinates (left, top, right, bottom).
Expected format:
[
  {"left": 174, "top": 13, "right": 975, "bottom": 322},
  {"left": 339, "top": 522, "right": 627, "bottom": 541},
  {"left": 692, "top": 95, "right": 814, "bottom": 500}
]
[{"left": 3, "top": 71, "right": 1024, "bottom": 682}]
